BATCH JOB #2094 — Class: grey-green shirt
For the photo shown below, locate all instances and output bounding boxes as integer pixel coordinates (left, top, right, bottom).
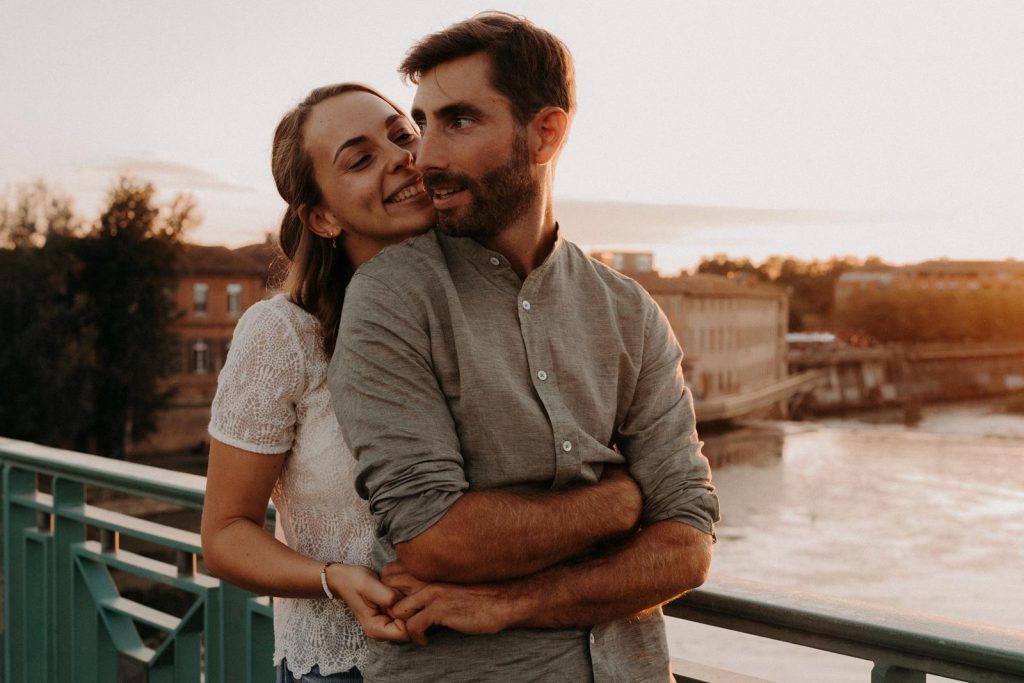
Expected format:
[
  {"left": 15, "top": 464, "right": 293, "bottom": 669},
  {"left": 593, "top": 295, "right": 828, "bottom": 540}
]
[{"left": 331, "top": 229, "right": 719, "bottom": 683}]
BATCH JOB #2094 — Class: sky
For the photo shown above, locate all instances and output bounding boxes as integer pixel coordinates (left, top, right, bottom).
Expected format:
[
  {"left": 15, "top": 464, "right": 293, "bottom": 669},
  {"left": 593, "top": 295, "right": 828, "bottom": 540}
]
[{"left": 2, "top": 0, "right": 1022, "bottom": 272}]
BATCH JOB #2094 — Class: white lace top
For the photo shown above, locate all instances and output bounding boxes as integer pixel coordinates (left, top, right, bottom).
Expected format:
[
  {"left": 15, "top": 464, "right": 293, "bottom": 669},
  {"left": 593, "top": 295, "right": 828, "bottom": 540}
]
[{"left": 208, "top": 294, "right": 374, "bottom": 677}]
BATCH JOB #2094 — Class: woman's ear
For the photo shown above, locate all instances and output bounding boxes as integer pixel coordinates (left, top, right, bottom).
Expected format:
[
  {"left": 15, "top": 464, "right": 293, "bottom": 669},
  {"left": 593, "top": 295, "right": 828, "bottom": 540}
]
[
  {"left": 299, "top": 204, "right": 342, "bottom": 239},
  {"left": 529, "top": 107, "right": 570, "bottom": 165}
]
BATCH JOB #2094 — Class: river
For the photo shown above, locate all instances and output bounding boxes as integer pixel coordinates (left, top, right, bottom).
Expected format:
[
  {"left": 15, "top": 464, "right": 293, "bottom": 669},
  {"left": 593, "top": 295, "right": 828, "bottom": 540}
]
[{"left": 667, "top": 401, "right": 1024, "bottom": 682}]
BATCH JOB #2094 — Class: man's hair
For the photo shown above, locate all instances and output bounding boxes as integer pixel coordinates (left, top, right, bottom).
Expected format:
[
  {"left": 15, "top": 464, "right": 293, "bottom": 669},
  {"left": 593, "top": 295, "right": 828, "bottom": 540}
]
[{"left": 399, "top": 12, "right": 576, "bottom": 124}]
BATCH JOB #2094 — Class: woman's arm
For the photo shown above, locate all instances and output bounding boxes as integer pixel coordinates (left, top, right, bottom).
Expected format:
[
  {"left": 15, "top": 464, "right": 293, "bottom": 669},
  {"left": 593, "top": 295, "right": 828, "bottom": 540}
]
[{"left": 200, "top": 438, "right": 408, "bottom": 641}]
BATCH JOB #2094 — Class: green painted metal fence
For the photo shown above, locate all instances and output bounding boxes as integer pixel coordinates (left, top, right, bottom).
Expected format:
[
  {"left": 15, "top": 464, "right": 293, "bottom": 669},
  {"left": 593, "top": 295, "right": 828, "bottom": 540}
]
[
  {"left": 3, "top": 436, "right": 1024, "bottom": 682},
  {"left": 2, "top": 437, "right": 275, "bottom": 682}
]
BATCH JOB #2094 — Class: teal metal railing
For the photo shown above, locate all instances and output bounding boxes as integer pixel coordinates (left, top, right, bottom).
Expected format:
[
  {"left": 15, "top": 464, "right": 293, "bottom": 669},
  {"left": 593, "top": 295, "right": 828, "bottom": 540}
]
[
  {"left": 3, "top": 437, "right": 1024, "bottom": 682},
  {"left": 1, "top": 437, "right": 274, "bottom": 682},
  {"left": 667, "top": 578, "right": 1024, "bottom": 682}
]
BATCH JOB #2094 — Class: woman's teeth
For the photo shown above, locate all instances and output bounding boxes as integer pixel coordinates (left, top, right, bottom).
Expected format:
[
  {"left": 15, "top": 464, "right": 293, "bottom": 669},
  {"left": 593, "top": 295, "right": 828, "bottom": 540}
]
[{"left": 387, "top": 183, "right": 426, "bottom": 204}]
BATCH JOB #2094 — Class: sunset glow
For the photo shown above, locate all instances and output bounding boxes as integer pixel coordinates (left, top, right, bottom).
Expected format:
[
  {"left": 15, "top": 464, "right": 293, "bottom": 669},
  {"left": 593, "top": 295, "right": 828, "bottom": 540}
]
[{"left": 2, "top": 0, "right": 1022, "bottom": 268}]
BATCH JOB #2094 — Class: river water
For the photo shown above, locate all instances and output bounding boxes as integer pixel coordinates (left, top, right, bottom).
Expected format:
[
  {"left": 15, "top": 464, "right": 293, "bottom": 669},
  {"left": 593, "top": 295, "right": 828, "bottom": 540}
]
[{"left": 667, "top": 401, "right": 1024, "bottom": 682}]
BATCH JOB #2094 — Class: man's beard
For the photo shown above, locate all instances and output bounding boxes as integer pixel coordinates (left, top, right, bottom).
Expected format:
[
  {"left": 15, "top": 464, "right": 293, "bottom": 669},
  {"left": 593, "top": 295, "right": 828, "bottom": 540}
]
[{"left": 425, "top": 130, "right": 538, "bottom": 240}]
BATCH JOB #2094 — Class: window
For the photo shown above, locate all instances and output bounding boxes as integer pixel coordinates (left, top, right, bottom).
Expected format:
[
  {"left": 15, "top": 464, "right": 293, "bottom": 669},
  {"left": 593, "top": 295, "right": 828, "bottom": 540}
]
[
  {"left": 190, "top": 339, "right": 210, "bottom": 375},
  {"left": 193, "top": 283, "right": 209, "bottom": 315},
  {"left": 227, "top": 283, "right": 243, "bottom": 316}
]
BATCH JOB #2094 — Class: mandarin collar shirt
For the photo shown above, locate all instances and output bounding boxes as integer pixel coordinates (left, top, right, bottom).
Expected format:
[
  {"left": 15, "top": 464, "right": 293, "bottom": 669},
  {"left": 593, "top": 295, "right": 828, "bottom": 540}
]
[{"left": 331, "top": 228, "right": 719, "bottom": 682}]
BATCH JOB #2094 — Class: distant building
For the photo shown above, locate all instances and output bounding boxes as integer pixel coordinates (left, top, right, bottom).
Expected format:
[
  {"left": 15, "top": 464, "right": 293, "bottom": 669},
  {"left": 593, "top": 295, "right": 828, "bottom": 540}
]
[
  {"left": 835, "top": 259, "right": 1024, "bottom": 308},
  {"left": 590, "top": 250, "right": 656, "bottom": 274},
  {"left": 591, "top": 251, "right": 789, "bottom": 404},
  {"left": 130, "top": 241, "right": 280, "bottom": 454}
]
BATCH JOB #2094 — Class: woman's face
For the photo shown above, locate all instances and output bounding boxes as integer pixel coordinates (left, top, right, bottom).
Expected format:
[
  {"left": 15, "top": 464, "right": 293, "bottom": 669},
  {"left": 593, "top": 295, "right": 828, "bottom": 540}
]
[{"left": 303, "top": 91, "right": 433, "bottom": 266}]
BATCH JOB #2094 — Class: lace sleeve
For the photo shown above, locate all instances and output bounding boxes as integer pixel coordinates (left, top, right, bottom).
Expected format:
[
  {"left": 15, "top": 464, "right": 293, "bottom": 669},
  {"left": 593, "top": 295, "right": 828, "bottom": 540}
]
[{"left": 208, "top": 299, "right": 306, "bottom": 454}]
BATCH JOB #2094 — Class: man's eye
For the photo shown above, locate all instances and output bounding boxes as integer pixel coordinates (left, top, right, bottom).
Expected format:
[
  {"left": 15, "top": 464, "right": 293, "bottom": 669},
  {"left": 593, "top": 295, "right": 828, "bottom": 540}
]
[
  {"left": 451, "top": 117, "right": 473, "bottom": 130},
  {"left": 413, "top": 120, "right": 426, "bottom": 132}
]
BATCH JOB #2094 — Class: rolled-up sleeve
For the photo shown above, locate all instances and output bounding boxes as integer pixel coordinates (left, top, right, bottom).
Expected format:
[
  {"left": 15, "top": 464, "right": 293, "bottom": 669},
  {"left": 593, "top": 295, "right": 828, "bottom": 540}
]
[
  {"left": 329, "top": 272, "right": 467, "bottom": 545},
  {"left": 617, "top": 298, "right": 720, "bottom": 535}
]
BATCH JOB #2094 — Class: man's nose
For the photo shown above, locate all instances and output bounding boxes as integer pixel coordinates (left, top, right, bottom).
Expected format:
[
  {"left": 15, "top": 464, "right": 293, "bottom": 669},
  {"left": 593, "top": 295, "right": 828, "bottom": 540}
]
[{"left": 414, "top": 126, "right": 447, "bottom": 172}]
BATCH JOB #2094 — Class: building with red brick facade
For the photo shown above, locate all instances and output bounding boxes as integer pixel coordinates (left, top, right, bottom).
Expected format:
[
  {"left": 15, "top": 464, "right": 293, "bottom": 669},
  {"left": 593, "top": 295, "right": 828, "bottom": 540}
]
[{"left": 130, "top": 242, "right": 280, "bottom": 454}]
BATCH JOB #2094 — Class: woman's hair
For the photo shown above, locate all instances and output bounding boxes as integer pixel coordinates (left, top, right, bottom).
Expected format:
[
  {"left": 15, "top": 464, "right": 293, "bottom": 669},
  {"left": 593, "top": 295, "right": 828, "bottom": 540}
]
[{"left": 271, "top": 82, "right": 405, "bottom": 355}]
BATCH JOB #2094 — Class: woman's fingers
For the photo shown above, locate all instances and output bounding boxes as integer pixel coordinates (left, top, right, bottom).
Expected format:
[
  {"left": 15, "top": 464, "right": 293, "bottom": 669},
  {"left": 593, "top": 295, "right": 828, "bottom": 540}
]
[{"left": 361, "top": 612, "right": 410, "bottom": 642}]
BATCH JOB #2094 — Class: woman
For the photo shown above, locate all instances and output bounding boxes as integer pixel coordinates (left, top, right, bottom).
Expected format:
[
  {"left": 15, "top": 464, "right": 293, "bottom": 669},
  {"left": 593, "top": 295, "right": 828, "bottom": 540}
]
[{"left": 200, "top": 83, "right": 434, "bottom": 682}]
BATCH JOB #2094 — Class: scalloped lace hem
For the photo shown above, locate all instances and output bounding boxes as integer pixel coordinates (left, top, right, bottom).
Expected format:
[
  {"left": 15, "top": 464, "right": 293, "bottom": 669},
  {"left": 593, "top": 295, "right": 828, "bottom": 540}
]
[{"left": 273, "top": 651, "right": 366, "bottom": 678}]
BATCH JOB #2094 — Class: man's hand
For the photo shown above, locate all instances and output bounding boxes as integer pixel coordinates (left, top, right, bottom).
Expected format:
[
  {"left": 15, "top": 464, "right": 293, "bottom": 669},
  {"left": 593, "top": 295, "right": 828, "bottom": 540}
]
[
  {"left": 389, "top": 581, "right": 517, "bottom": 646},
  {"left": 381, "top": 561, "right": 429, "bottom": 598}
]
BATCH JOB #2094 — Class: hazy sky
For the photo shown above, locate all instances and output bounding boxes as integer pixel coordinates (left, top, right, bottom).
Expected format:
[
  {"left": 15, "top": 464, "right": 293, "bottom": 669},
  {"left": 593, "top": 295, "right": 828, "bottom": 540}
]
[{"left": 2, "top": 1, "right": 1022, "bottom": 270}]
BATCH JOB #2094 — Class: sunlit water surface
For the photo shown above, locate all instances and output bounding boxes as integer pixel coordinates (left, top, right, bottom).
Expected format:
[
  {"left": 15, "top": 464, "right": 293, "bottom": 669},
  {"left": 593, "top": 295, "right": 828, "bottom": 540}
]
[{"left": 667, "top": 402, "right": 1024, "bottom": 682}]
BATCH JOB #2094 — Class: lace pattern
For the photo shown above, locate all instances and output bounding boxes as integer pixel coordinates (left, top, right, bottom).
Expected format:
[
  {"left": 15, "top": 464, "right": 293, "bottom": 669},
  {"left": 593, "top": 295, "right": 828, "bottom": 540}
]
[{"left": 209, "top": 295, "right": 374, "bottom": 676}]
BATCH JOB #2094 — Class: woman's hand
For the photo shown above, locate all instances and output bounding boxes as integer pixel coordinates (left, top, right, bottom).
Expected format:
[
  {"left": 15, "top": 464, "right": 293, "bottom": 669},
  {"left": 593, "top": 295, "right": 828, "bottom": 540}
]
[{"left": 328, "top": 564, "right": 410, "bottom": 642}]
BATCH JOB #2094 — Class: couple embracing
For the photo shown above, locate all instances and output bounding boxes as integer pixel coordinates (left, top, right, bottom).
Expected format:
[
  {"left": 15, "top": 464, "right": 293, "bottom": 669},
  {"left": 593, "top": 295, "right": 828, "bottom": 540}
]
[{"left": 201, "top": 12, "right": 719, "bottom": 683}]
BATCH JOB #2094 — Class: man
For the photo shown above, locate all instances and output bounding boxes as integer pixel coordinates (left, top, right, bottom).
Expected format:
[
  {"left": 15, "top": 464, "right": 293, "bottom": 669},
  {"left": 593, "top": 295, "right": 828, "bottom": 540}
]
[{"left": 330, "top": 12, "right": 720, "bottom": 682}]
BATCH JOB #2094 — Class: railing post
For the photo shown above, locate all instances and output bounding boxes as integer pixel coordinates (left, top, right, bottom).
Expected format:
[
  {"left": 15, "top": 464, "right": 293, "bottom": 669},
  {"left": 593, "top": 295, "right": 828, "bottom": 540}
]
[
  {"left": 871, "top": 663, "right": 926, "bottom": 682},
  {"left": 3, "top": 466, "right": 37, "bottom": 683},
  {"left": 205, "top": 581, "right": 254, "bottom": 683},
  {"left": 52, "top": 477, "right": 85, "bottom": 683}
]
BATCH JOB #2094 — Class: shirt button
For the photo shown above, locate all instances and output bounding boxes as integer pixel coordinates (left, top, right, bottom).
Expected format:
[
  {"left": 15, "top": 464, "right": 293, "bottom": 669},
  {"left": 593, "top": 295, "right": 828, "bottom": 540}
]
[
  {"left": 537, "top": 370, "right": 547, "bottom": 381},
  {"left": 589, "top": 633, "right": 596, "bottom": 645},
  {"left": 562, "top": 440, "right": 572, "bottom": 452},
  {"left": 522, "top": 300, "right": 532, "bottom": 311},
  {"left": 489, "top": 256, "right": 501, "bottom": 266}
]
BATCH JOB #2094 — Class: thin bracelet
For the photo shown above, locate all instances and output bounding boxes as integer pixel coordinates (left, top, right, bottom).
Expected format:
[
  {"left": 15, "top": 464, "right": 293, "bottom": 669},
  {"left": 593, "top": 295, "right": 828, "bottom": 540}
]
[{"left": 321, "top": 562, "right": 338, "bottom": 600}]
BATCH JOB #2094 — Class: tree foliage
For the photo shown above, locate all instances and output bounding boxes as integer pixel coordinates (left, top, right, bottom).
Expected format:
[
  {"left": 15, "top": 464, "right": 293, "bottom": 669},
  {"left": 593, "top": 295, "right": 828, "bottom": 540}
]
[
  {"left": 696, "top": 253, "right": 874, "bottom": 330},
  {"left": 837, "top": 288, "right": 1024, "bottom": 343},
  {"left": 0, "top": 180, "right": 80, "bottom": 247},
  {"left": 0, "top": 178, "right": 195, "bottom": 457}
]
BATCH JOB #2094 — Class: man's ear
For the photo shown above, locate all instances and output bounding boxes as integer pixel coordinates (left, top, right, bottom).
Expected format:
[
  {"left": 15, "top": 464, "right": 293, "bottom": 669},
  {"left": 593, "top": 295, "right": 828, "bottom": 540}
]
[
  {"left": 529, "top": 107, "right": 570, "bottom": 165},
  {"left": 299, "top": 204, "right": 342, "bottom": 239}
]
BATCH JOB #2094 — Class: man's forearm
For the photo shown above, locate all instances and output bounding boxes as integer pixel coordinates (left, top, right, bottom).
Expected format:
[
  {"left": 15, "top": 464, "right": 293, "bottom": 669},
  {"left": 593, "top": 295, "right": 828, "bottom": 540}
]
[
  {"left": 395, "top": 469, "right": 641, "bottom": 583},
  {"left": 390, "top": 520, "right": 712, "bottom": 643},
  {"left": 505, "top": 520, "right": 712, "bottom": 628}
]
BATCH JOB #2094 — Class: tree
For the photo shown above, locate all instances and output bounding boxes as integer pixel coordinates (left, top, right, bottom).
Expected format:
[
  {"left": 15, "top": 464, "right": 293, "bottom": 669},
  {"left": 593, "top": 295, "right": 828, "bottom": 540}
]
[
  {"left": 0, "top": 177, "right": 196, "bottom": 458},
  {"left": 75, "top": 177, "right": 196, "bottom": 457},
  {"left": 0, "top": 183, "right": 91, "bottom": 447},
  {"left": 695, "top": 253, "right": 872, "bottom": 331},
  {"left": 0, "top": 180, "right": 80, "bottom": 248},
  {"left": 696, "top": 253, "right": 762, "bottom": 281}
]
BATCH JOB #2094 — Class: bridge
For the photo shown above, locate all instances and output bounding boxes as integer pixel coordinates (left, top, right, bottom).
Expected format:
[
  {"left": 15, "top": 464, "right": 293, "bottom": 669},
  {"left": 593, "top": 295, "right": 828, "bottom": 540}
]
[{"left": 3, "top": 437, "right": 1023, "bottom": 682}]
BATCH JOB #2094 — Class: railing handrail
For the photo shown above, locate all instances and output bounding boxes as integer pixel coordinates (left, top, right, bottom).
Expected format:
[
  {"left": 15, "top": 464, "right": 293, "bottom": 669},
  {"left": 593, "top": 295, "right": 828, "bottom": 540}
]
[
  {"left": 666, "top": 576, "right": 1024, "bottom": 679},
  {"left": 0, "top": 436, "right": 207, "bottom": 509}
]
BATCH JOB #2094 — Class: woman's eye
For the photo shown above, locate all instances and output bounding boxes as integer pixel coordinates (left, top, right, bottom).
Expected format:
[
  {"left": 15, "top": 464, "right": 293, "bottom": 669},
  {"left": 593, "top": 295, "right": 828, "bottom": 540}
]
[
  {"left": 350, "top": 154, "right": 371, "bottom": 170},
  {"left": 394, "top": 131, "right": 417, "bottom": 145}
]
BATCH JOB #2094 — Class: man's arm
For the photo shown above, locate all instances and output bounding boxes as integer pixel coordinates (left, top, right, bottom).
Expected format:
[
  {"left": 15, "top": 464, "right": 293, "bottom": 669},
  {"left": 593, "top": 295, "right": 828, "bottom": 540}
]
[
  {"left": 389, "top": 520, "right": 712, "bottom": 644},
  {"left": 396, "top": 466, "right": 641, "bottom": 583},
  {"left": 332, "top": 269, "right": 642, "bottom": 583}
]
